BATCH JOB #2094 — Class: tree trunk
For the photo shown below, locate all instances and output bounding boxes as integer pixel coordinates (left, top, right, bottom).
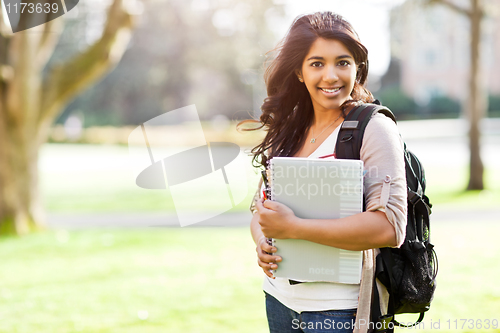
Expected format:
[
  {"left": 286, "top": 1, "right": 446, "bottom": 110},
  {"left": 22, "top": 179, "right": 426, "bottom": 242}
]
[
  {"left": 0, "top": 25, "right": 52, "bottom": 234},
  {"left": 466, "top": 0, "right": 484, "bottom": 190},
  {"left": 0, "top": 120, "right": 45, "bottom": 234},
  {"left": 0, "top": 0, "right": 136, "bottom": 235},
  {"left": 426, "top": 0, "right": 486, "bottom": 190}
]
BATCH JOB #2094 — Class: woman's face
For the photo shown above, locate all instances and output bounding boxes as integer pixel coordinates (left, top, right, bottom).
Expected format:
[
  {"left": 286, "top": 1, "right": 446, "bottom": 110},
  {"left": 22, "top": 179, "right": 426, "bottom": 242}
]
[{"left": 297, "top": 38, "right": 357, "bottom": 114}]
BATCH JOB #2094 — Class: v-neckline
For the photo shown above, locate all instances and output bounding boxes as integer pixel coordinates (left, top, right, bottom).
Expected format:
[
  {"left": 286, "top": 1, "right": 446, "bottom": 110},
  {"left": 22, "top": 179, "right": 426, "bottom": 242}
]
[{"left": 307, "top": 124, "right": 341, "bottom": 158}]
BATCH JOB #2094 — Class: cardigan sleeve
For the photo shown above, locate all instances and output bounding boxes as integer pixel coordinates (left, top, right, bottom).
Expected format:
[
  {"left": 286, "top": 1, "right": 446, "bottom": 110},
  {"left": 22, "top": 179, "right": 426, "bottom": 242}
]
[{"left": 360, "top": 112, "right": 407, "bottom": 247}]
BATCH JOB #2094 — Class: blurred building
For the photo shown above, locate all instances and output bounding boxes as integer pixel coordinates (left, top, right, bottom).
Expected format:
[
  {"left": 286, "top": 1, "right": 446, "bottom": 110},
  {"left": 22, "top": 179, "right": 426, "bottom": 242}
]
[{"left": 387, "top": 0, "right": 500, "bottom": 105}]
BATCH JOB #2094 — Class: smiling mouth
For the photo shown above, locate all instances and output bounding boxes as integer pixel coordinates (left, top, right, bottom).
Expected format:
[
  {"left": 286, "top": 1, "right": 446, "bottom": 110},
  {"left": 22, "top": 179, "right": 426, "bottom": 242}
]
[{"left": 319, "top": 87, "right": 342, "bottom": 93}]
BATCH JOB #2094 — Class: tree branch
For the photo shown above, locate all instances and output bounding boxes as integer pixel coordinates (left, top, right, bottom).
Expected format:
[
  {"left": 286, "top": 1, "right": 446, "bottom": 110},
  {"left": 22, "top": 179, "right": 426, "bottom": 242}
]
[
  {"left": 40, "top": 0, "right": 136, "bottom": 127},
  {"left": 426, "top": 0, "right": 472, "bottom": 17},
  {"left": 36, "top": 15, "right": 65, "bottom": 70},
  {"left": 0, "top": 12, "right": 13, "bottom": 83},
  {"left": 0, "top": 3, "right": 12, "bottom": 37}
]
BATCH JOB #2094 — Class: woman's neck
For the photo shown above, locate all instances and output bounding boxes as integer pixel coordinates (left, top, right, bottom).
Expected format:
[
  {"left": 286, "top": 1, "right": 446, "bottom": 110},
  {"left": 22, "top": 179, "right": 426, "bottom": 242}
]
[{"left": 311, "top": 109, "right": 343, "bottom": 128}]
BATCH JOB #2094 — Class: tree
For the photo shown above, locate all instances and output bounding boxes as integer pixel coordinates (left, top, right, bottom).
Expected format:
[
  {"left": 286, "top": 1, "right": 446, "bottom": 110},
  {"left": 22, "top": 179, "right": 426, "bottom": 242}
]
[
  {"left": 426, "top": 0, "right": 487, "bottom": 190},
  {"left": 0, "top": 0, "right": 138, "bottom": 234},
  {"left": 58, "top": 0, "right": 283, "bottom": 127}
]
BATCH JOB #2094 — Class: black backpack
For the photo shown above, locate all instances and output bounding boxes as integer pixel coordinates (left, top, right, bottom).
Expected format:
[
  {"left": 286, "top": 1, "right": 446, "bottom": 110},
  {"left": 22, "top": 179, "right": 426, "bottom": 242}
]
[{"left": 335, "top": 102, "right": 438, "bottom": 332}]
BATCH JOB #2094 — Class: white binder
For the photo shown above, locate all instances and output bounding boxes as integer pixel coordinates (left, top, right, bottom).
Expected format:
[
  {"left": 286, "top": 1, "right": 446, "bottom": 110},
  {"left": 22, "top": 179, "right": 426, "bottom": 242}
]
[{"left": 269, "top": 157, "right": 364, "bottom": 284}]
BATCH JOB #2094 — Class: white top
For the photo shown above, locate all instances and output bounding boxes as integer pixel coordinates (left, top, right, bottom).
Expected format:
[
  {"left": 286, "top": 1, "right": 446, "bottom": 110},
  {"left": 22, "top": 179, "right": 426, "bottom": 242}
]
[{"left": 261, "top": 124, "right": 361, "bottom": 312}]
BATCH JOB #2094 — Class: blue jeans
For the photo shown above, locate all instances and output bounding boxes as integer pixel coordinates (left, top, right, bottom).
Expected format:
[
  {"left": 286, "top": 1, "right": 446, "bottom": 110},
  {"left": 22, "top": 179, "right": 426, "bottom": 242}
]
[{"left": 265, "top": 292, "right": 356, "bottom": 333}]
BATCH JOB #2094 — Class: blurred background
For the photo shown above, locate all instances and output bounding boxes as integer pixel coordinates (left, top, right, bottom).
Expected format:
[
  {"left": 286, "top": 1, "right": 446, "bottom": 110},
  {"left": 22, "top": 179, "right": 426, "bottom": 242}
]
[{"left": 1, "top": 0, "right": 499, "bottom": 332}]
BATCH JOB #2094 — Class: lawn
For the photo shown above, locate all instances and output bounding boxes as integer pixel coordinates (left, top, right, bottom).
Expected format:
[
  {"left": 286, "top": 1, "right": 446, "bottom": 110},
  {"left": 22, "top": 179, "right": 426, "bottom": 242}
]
[
  {"left": 1, "top": 142, "right": 497, "bottom": 332},
  {"left": 395, "top": 219, "right": 500, "bottom": 332},
  {"left": 1, "top": 221, "right": 500, "bottom": 332},
  {"left": 0, "top": 228, "right": 268, "bottom": 333}
]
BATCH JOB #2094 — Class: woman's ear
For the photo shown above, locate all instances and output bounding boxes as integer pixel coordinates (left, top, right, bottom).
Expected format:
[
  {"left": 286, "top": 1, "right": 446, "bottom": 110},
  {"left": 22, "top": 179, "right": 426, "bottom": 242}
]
[
  {"left": 295, "top": 69, "right": 303, "bottom": 82},
  {"left": 356, "top": 63, "right": 365, "bottom": 82},
  {"left": 356, "top": 62, "right": 366, "bottom": 82}
]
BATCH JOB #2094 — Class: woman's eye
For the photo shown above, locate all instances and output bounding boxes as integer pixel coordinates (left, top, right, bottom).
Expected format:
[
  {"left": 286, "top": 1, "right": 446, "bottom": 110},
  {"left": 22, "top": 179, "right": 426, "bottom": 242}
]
[
  {"left": 311, "top": 62, "right": 323, "bottom": 67},
  {"left": 338, "top": 60, "right": 350, "bottom": 67}
]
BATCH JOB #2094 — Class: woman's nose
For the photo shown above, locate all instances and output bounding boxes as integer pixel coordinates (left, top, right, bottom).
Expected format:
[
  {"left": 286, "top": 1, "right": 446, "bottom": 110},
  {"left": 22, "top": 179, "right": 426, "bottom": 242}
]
[{"left": 323, "top": 65, "right": 339, "bottom": 82}]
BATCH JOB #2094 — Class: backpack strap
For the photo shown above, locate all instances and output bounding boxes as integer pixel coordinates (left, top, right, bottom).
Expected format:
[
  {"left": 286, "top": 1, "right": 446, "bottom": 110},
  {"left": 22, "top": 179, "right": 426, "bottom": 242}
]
[
  {"left": 335, "top": 103, "right": 396, "bottom": 160},
  {"left": 371, "top": 274, "right": 395, "bottom": 333},
  {"left": 336, "top": 102, "right": 398, "bottom": 332}
]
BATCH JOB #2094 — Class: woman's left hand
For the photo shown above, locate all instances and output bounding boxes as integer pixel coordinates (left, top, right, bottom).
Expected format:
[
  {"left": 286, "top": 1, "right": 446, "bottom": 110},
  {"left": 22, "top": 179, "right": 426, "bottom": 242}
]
[{"left": 255, "top": 198, "right": 299, "bottom": 239}]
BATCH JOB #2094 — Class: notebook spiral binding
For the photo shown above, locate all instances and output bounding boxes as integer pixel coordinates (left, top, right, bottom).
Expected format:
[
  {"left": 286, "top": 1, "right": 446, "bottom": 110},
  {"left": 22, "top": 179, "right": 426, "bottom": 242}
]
[
  {"left": 266, "top": 161, "right": 276, "bottom": 267},
  {"left": 267, "top": 161, "right": 273, "bottom": 201}
]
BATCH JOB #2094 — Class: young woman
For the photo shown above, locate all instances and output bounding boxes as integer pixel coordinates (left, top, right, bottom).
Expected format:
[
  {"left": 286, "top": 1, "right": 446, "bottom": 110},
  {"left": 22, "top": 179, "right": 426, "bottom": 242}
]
[{"left": 243, "top": 12, "right": 407, "bottom": 333}]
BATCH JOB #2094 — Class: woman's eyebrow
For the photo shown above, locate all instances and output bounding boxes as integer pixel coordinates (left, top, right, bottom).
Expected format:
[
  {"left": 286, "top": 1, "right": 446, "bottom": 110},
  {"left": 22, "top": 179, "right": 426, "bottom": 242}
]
[
  {"left": 306, "top": 55, "right": 353, "bottom": 61},
  {"left": 337, "top": 55, "right": 353, "bottom": 60},
  {"left": 306, "top": 56, "right": 324, "bottom": 61}
]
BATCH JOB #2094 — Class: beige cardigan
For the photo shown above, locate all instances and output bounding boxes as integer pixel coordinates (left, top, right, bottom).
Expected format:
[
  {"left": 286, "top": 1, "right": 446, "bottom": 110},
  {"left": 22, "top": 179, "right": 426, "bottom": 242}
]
[{"left": 250, "top": 113, "right": 407, "bottom": 333}]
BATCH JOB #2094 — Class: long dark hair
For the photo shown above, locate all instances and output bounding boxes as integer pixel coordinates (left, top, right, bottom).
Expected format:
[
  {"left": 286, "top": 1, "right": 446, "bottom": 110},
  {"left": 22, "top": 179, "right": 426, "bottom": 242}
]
[{"left": 239, "top": 12, "right": 374, "bottom": 169}]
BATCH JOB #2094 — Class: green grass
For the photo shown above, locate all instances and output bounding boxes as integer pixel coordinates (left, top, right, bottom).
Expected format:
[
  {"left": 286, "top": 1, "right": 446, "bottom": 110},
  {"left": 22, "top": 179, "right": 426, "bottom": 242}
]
[
  {"left": 40, "top": 144, "right": 500, "bottom": 213},
  {"left": 424, "top": 165, "right": 500, "bottom": 210},
  {"left": 13, "top": 142, "right": 498, "bottom": 332},
  {"left": 1, "top": 222, "right": 500, "bottom": 332},
  {"left": 395, "top": 220, "right": 500, "bottom": 333},
  {"left": 0, "top": 228, "right": 268, "bottom": 333}
]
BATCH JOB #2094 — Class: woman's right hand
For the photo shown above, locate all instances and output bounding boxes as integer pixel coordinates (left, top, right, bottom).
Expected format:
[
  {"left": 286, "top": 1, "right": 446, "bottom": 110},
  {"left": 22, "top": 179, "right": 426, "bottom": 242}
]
[{"left": 256, "top": 236, "right": 282, "bottom": 279}]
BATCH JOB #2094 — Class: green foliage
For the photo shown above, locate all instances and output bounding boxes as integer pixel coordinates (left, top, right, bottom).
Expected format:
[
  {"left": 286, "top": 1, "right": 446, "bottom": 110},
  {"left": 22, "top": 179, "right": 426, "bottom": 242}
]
[
  {"left": 53, "top": 1, "right": 285, "bottom": 127},
  {"left": 425, "top": 95, "right": 461, "bottom": 118},
  {"left": 488, "top": 95, "right": 500, "bottom": 117},
  {"left": 377, "top": 86, "right": 462, "bottom": 119},
  {"left": 377, "top": 86, "right": 418, "bottom": 120}
]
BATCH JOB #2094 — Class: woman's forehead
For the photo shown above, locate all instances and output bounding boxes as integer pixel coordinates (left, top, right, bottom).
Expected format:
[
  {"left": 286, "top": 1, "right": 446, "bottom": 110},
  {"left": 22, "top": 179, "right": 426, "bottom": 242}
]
[{"left": 304, "top": 38, "right": 354, "bottom": 60}]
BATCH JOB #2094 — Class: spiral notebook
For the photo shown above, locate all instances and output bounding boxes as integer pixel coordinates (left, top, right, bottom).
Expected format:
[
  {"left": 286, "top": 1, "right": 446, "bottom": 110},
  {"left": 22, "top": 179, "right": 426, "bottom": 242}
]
[{"left": 268, "top": 157, "right": 364, "bottom": 284}]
